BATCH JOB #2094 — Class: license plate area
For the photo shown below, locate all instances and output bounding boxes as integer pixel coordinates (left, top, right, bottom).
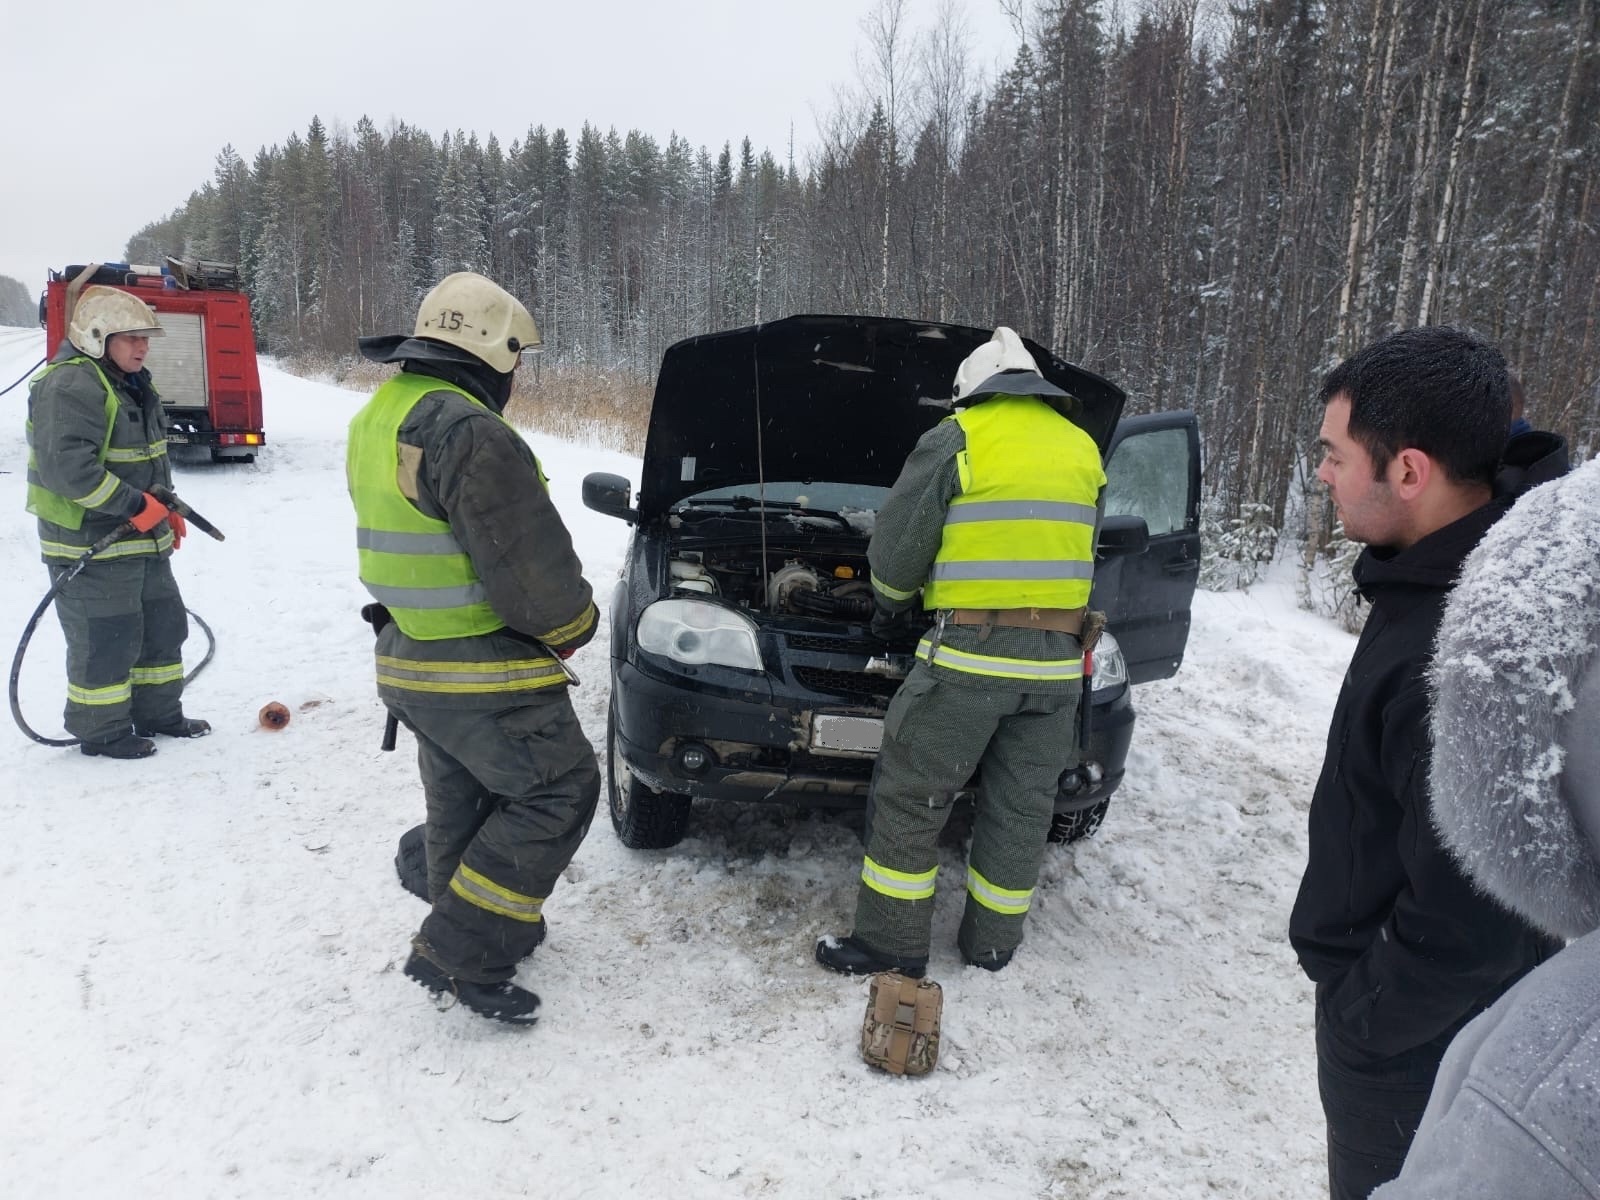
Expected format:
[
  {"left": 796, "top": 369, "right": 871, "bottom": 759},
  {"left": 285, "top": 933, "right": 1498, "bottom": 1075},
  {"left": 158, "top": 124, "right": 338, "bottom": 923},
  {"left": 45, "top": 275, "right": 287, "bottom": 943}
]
[{"left": 810, "top": 713, "right": 883, "bottom": 757}]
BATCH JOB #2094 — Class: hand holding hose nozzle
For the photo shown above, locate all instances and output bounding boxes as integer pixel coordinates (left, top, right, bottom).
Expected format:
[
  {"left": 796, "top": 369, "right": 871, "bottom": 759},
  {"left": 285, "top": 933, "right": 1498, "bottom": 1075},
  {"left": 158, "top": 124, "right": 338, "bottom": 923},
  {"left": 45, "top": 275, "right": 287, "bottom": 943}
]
[{"left": 149, "top": 484, "right": 225, "bottom": 542}]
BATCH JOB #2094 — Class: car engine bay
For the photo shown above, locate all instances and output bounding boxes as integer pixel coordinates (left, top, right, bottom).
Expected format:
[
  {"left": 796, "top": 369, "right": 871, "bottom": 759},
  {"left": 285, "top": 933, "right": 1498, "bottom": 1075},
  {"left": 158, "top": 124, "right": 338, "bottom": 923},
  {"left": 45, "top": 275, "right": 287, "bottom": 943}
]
[{"left": 668, "top": 546, "right": 878, "bottom": 622}]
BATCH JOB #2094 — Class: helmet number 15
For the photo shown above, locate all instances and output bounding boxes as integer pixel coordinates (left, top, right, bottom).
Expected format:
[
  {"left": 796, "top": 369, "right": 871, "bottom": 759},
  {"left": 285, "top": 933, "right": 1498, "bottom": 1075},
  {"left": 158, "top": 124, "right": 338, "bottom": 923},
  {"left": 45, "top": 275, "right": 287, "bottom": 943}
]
[{"left": 436, "top": 309, "right": 464, "bottom": 331}]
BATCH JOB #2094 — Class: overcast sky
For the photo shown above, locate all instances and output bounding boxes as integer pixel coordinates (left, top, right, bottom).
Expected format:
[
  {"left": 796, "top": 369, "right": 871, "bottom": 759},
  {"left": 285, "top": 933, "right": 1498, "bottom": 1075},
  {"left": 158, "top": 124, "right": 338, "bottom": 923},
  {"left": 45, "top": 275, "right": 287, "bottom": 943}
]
[{"left": 0, "top": 0, "right": 1021, "bottom": 294}]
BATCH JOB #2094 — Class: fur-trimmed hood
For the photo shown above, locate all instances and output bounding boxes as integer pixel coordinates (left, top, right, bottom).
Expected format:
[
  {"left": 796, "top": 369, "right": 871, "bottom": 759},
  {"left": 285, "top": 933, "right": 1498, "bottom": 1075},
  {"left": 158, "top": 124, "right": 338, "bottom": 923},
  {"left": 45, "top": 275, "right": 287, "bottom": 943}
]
[{"left": 1429, "top": 455, "right": 1600, "bottom": 940}]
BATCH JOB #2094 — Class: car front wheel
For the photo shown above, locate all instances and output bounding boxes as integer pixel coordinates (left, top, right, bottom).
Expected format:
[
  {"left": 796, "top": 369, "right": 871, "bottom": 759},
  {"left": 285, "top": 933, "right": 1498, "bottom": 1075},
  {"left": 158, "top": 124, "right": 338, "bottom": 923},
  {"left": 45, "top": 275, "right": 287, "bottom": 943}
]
[
  {"left": 607, "top": 703, "right": 692, "bottom": 849},
  {"left": 1047, "top": 799, "right": 1109, "bottom": 845}
]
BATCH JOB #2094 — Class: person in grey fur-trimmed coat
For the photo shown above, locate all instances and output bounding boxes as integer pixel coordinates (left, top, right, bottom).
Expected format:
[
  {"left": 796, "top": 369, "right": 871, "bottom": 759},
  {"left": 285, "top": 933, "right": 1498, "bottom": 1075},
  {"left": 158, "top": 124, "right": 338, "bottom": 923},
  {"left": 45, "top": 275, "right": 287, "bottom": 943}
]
[{"left": 1374, "top": 454, "right": 1600, "bottom": 1199}]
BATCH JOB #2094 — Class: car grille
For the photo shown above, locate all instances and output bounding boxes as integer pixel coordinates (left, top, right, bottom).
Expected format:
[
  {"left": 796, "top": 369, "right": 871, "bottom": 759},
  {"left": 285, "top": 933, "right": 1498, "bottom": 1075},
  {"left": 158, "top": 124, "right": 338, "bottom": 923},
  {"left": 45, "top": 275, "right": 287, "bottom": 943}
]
[
  {"left": 788, "top": 753, "right": 875, "bottom": 780},
  {"left": 786, "top": 632, "right": 861, "bottom": 653},
  {"left": 792, "top": 666, "right": 900, "bottom": 705}
]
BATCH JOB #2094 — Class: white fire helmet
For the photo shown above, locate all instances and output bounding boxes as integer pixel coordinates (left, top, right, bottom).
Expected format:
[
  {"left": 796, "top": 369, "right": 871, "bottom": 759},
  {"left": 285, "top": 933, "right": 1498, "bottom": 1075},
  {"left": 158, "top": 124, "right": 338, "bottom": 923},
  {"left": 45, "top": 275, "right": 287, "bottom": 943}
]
[
  {"left": 952, "top": 325, "right": 1043, "bottom": 400},
  {"left": 68, "top": 286, "right": 165, "bottom": 358},
  {"left": 413, "top": 272, "right": 541, "bottom": 374}
]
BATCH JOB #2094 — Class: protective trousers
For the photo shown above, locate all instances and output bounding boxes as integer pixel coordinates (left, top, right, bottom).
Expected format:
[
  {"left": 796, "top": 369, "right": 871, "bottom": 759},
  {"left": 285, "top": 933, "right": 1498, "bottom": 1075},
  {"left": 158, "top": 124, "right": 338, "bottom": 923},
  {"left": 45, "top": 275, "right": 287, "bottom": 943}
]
[
  {"left": 387, "top": 691, "right": 600, "bottom": 983},
  {"left": 853, "top": 662, "right": 1078, "bottom": 962},
  {"left": 47, "top": 555, "right": 188, "bottom": 744}
]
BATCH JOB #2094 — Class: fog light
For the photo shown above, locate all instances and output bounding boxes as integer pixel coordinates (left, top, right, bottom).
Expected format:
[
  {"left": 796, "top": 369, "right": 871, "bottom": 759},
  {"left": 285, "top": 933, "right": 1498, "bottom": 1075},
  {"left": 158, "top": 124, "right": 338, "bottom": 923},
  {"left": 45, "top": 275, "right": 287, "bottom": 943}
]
[
  {"left": 1057, "top": 761, "right": 1104, "bottom": 796},
  {"left": 678, "top": 744, "right": 712, "bottom": 774}
]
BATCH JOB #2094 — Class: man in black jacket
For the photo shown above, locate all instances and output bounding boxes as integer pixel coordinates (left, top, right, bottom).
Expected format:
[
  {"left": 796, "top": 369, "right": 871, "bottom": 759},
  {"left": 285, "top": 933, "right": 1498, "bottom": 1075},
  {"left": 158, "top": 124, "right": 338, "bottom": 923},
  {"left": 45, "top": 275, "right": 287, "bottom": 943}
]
[{"left": 1290, "top": 326, "right": 1564, "bottom": 1200}]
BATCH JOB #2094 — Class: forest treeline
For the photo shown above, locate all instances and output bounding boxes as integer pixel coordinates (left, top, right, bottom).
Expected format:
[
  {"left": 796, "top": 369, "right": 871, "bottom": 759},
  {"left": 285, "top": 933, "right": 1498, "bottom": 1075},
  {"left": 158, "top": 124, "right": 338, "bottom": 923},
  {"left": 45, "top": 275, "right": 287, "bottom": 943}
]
[{"left": 127, "top": 0, "right": 1598, "bottom": 574}]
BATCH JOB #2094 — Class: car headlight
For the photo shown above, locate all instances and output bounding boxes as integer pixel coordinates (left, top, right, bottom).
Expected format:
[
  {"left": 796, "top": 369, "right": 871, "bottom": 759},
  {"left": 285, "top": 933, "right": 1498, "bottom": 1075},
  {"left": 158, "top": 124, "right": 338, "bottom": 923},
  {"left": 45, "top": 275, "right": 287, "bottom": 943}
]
[
  {"left": 1090, "top": 630, "right": 1127, "bottom": 691},
  {"left": 637, "top": 598, "right": 763, "bottom": 672}
]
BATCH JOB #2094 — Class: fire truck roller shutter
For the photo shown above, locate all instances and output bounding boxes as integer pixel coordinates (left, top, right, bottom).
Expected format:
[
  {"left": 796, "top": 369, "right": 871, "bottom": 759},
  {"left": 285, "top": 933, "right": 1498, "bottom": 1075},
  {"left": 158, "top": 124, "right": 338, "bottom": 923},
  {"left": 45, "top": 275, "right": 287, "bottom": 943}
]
[{"left": 142, "top": 311, "right": 209, "bottom": 410}]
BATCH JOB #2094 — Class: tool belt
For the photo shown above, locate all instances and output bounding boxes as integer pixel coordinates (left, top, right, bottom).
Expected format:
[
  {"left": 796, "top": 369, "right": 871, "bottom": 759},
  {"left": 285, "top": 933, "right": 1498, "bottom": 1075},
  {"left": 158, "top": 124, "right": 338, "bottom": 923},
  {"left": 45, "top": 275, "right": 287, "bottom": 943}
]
[
  {"left": 948, "top": 606, "right": 1086, "bottom": 635},
  {"left": 860, "top": 972, "right": 943, "bottom": 1076}
]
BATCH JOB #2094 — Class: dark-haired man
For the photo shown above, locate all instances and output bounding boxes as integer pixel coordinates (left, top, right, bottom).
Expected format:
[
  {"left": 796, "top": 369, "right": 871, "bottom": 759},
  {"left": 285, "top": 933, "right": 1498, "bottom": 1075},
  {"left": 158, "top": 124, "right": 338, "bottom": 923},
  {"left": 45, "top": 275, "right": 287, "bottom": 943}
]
[{"left": 1290, "top": 326, "right": 1564, "bottom": 1200}]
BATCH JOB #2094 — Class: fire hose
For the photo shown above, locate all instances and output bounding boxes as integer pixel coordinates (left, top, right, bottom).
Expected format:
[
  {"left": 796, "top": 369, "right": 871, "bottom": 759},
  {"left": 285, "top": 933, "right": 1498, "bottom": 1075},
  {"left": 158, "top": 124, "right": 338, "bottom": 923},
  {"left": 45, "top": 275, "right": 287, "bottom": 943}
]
[
  {"left": 0, "top": 357, "right": 46, "bottom": 397},
  {"left": 8, "top": 484, "right": 223, "bottom": 747}
]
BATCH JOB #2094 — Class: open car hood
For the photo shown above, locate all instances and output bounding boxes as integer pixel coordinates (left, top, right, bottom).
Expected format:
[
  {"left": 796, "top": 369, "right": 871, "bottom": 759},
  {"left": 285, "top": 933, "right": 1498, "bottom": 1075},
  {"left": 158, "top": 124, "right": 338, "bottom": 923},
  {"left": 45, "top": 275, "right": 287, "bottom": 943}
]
[{"left": 637, "top": 315, "right": 1127, "bottom": 523}]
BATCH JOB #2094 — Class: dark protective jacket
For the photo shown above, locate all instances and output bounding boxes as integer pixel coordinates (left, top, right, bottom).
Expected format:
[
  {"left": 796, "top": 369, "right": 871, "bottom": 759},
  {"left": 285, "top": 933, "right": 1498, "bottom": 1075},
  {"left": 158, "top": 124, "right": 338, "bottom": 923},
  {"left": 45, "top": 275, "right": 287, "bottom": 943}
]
[
  {"left": 25, "top": 340, "right": 176, "bottom": 561},
  {"left": 353, "top": 363, "right": 597, "bottom": 708},
  {"left": 1290, "top": 497, "right": 1563, "bottom": 1064}
]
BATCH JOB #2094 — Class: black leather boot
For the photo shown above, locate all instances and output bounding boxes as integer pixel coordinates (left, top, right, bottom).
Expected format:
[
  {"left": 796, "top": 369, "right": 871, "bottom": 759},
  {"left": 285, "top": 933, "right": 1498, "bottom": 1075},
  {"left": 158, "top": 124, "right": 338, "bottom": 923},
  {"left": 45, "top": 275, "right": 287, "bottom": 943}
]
[
  {"left": 403, "top": 951, "right": 541, "bottom": 1025},
  {"left": 79, "top": 733, "right": 157, "bottom": 759},
  {"left": 134, "top": 716, "right": 212, "bottom": 738},
  {"left": 814, "top": 934, "right": 927, "bottom": 979}
]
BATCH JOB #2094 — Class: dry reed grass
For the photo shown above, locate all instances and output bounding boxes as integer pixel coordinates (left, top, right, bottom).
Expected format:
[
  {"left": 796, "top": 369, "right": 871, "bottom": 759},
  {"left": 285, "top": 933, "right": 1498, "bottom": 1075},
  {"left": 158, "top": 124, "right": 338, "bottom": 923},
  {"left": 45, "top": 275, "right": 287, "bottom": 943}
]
[{"left": 278, "top": 351, "right": 651, "bottom": 455}]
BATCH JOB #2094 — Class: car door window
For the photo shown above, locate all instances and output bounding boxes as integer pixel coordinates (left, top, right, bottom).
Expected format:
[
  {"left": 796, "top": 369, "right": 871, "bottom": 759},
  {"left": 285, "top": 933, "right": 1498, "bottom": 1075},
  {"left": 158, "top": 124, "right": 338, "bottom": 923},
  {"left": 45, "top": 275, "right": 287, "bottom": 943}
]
[{"left": 1104, "top": 427, "right": 1192, "bottom": 537}]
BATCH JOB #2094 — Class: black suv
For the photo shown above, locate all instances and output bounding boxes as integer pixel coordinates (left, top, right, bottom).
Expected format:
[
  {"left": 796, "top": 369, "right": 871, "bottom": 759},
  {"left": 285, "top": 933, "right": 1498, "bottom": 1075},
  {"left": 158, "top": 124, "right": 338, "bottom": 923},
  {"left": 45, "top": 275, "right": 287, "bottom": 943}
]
[{"left": 583, "top": 316, "right": 1199, "bottom": 850}]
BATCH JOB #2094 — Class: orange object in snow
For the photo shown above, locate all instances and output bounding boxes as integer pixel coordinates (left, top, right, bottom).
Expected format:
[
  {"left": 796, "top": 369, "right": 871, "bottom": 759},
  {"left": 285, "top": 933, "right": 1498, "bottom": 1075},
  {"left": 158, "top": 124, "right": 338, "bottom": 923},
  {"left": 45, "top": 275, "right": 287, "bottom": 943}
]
[{"left": 259, "top": 702, "right": 290, "bottom": 730}]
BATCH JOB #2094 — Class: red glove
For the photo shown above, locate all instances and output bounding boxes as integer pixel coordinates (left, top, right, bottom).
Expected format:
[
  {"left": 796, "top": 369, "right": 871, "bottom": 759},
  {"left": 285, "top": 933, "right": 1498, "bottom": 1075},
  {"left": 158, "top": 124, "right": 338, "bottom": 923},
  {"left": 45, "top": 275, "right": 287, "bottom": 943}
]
[
  {"left": 556, "top": 647, "right": 577, "bottom": 660},
  {"left": 168, "top": 509, "right": 188, "bottom": 550},
  {"left": 130, "top": 492, "right": 171, "bottom": 534}
]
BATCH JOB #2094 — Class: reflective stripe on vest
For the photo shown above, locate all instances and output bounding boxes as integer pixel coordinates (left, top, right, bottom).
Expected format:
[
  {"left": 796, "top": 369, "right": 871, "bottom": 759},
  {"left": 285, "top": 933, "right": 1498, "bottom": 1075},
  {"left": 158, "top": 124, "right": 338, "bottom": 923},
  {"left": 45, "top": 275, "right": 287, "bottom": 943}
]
[
  {"left": 25, "top": 357, "right": 124, "bottom": 531},
  {"left": 861, "top": 856, "right": 938, "bottom": 902},
  {"left": 921, "top": 395, "right": 1105, "bottom": 611},
  {"left": 966, "top": 865, "right": 1033, "bottom": 916},
  {"left": 347, "top": 374, "right": 509, "bottom": 640}
]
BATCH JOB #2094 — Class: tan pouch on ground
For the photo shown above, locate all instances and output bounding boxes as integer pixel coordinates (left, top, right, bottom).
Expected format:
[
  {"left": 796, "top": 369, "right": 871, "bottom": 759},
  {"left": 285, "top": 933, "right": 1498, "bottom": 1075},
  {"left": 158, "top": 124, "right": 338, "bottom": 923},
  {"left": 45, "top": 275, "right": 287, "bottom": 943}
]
[{"left": 860, "top": 972, "right": 942, "bottom": 1076}]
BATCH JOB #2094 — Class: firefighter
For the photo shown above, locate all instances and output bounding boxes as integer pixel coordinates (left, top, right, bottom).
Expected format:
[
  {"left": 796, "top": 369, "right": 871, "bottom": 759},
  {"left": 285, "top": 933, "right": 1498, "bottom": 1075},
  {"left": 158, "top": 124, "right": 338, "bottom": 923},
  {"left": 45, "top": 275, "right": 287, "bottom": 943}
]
[
  {"left": 25, "top": 285, "right": 208, "bottom": 759},
  {"left": 347, "top": 272, "right": 599, "bottom": 1026},
  {"left": 816, "top": 327, "right": 1106, "bottom": 976}
]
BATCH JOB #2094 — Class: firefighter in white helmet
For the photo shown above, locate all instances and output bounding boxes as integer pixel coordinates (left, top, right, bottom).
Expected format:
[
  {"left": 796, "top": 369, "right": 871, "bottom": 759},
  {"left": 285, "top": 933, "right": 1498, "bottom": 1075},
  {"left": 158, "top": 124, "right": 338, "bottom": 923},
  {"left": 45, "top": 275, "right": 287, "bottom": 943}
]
[
  {"left": 25, "top": 283, "right": 209, "bottom": 759},
  {"left": 816, "top": 326, "right": 1107, "bottom": 978},
  {"left": 347, "top": 272, "right": 599, "bottom": 1026}
]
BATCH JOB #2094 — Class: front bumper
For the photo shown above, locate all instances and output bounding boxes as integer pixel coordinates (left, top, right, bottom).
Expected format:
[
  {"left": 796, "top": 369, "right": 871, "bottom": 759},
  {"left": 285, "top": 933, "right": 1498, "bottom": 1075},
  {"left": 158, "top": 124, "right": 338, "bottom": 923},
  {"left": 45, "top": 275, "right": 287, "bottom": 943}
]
[{"left": 611, "top": 658, "right": 1134, "bottom": 814}]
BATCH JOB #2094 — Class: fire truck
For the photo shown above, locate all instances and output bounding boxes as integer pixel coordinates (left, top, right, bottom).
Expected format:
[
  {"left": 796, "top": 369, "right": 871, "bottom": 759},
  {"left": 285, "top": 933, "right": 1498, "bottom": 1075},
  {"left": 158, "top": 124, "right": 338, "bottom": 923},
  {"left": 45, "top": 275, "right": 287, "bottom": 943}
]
[{"left": 41, "top": 259, "right": 266, "bottom": 462}]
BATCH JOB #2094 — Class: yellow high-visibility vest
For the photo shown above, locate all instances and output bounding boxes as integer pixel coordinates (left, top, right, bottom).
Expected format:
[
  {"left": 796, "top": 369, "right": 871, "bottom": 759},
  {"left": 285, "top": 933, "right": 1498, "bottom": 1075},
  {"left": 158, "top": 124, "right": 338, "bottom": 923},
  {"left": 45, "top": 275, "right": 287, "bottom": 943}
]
[
  {"left": 922, "top": 394, "right": 1105, "bottom": 611},
  {"left": 347, "top": 373, "right": 509, "bottom": 640}
]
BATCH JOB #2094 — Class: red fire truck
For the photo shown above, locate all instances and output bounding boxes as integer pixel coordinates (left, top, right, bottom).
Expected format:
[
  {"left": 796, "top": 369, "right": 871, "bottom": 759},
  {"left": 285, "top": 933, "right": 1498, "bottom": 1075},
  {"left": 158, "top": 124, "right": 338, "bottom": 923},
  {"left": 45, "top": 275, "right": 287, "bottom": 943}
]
[{"left": 42, "top": 259, "right": 266, "bottom": 462}]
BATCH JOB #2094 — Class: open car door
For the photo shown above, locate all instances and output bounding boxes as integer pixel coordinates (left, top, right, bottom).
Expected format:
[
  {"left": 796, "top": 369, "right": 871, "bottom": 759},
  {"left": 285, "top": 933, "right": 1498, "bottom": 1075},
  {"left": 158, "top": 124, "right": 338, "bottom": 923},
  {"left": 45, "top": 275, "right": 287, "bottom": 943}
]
[{"left": 1090, "top": 410, "right": 1202, "bottom": 684}]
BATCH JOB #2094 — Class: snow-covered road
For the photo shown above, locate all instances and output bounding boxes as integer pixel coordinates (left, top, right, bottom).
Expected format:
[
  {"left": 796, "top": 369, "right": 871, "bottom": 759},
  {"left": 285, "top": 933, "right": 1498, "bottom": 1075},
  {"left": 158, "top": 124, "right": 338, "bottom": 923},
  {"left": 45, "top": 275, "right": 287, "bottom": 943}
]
[{"left": 1, "top": 327, "right": 1344, "bottom": 1198}]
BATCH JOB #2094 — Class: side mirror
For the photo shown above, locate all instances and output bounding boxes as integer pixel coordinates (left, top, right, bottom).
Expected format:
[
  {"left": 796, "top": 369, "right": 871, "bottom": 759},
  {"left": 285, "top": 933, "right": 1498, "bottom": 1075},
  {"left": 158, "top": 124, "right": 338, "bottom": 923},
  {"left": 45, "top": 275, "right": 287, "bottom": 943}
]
[
  {"left": 1096, "top": 513, "right": 1149, "bottom": 558},
  {"left": 583, "top": 472, "right": 637, "bottom": 524}
]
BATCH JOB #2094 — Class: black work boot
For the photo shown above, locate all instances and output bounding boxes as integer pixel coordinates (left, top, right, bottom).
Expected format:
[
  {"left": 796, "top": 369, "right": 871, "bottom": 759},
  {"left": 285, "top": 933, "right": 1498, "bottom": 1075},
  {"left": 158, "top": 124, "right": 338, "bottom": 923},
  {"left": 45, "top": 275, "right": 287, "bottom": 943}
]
[
  {"left": 403, "top": 951, "right": 541, "bottom": 1026},
  {"left": 134, "top": 716, "right": 212, "bottom": 738},
  {"left": 79, "top": 733, "right": 157, "bottom": 759},
  {"left": 815, "top": 934, "right": 927, "bottom": 979}
]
